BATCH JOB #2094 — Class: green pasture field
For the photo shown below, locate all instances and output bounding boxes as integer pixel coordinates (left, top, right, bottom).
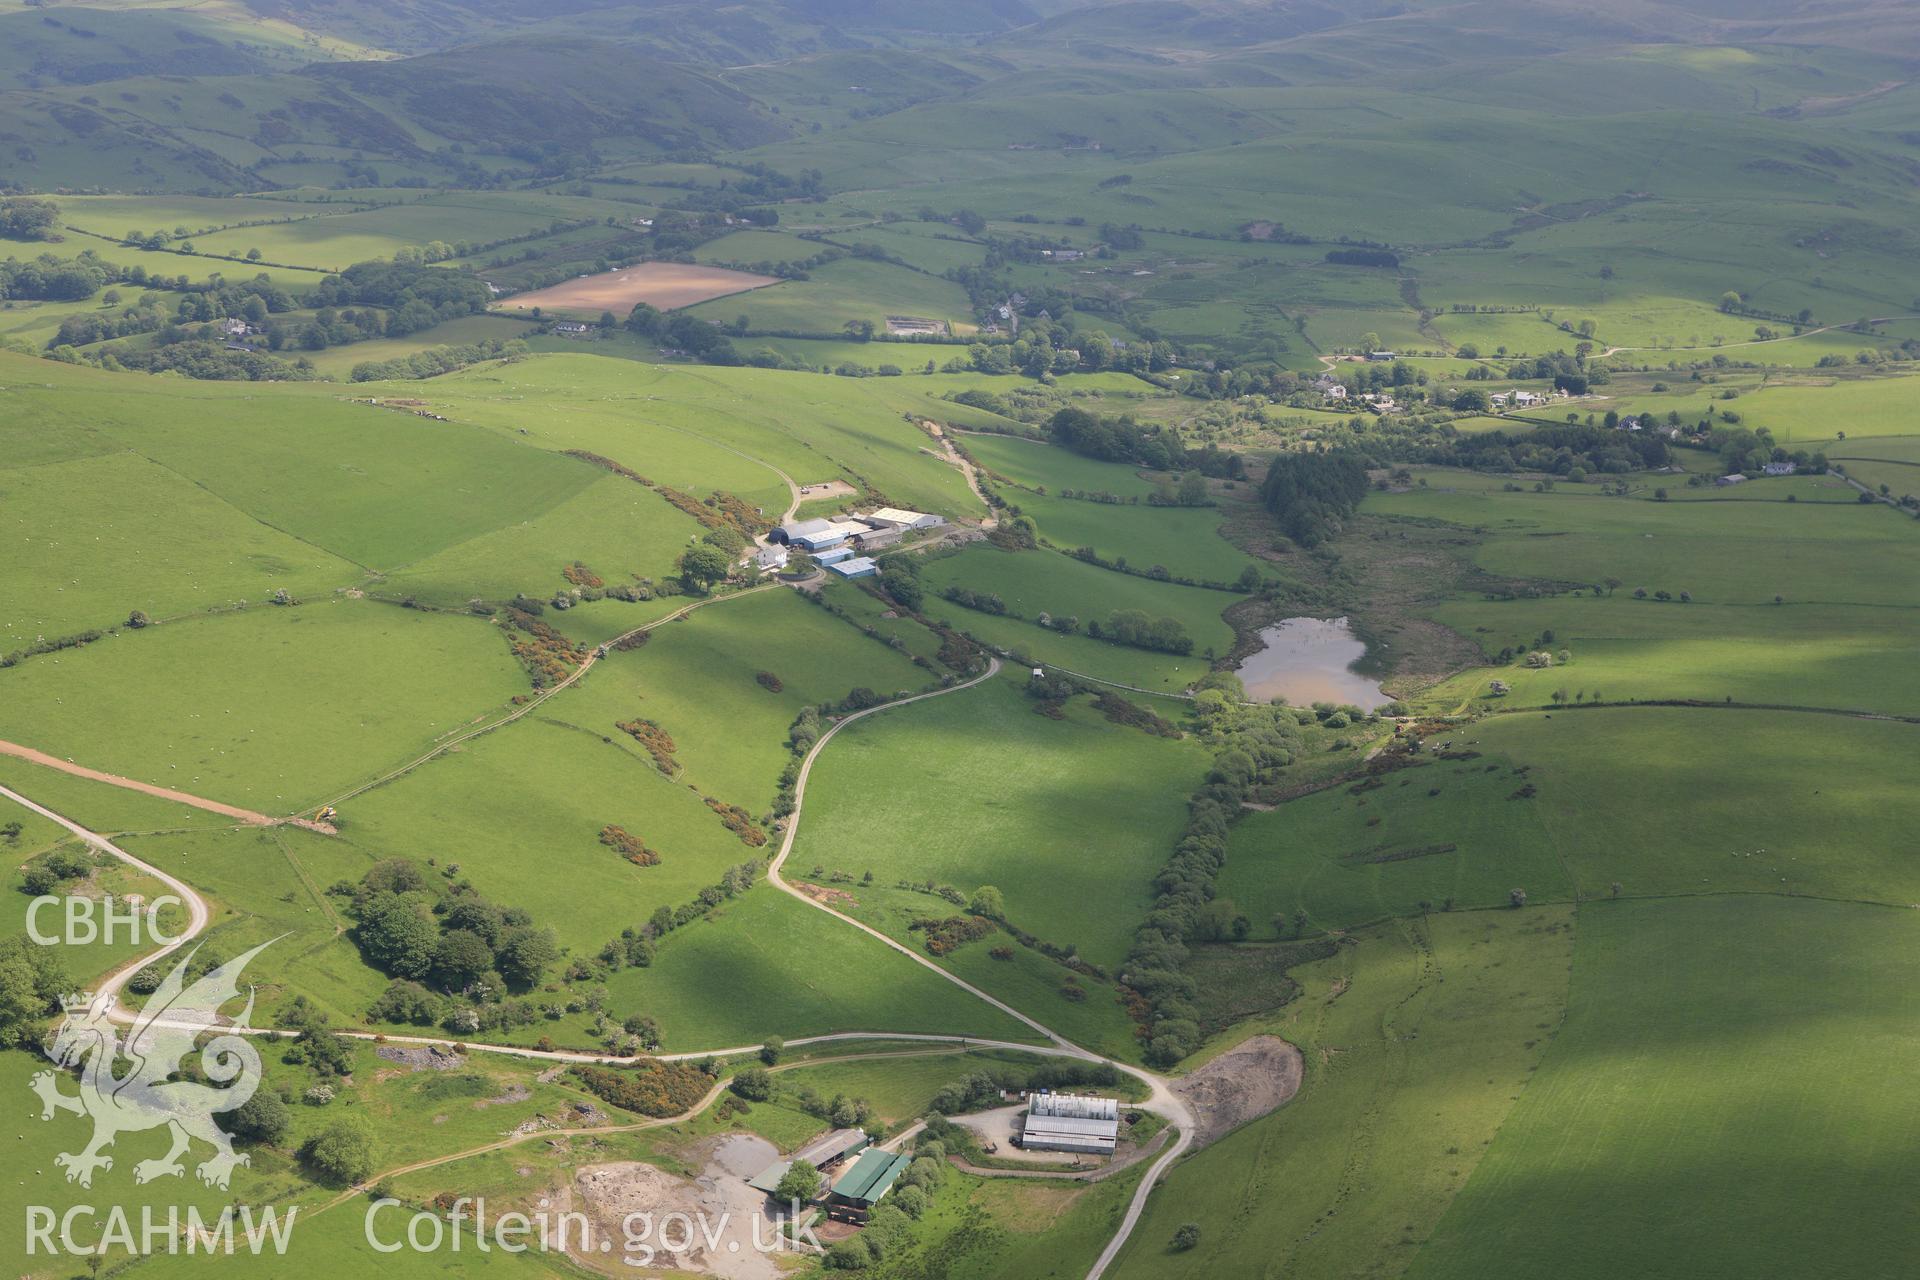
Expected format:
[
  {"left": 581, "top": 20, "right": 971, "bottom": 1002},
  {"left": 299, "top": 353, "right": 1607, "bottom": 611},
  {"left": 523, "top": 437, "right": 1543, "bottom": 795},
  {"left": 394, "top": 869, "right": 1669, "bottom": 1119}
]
[
  {"left": 1294, "top": 304, "right": 1433, "bottom": 354},
  {"left": 1219, "top": 747, "right": 1568, "bottom": 933},
  {"left": 0, "top": 808, "right": 189, "bottom": 986},
  {"left": 0, "top": 601, "right": 526, "bottom": 812},
  {"left": 1659, "top": 370, "right": 1920, "bottom": 445},
  {"left": 601, "top": 885, "right": 1038, "bottom": 1050},
  {"left": 1445, "top": 413, "right": 1537, "bottom": 435},
  {"left": 0, "top": 295, "right": 104, "bottom": 350},
  {"left": 1003, "top": 488, "right": 1264, "bottom": 586},
  {"left": 823, "top": 876, "right": 1147, "bottom": 1062},
  {"left": 872, "top": 1160, "right": 1152, "bottom": 1279},
  {"left": 410, "top": 359, "right": 793, "bottom": 509},
  {"left": 1409, "top": 896, "right": 1920, "bottom": 1280},
  {"left": 1429, "top": 309, "right": 1585, "bottom": 357},
  {"left": 920, "top": 544, "right": 1238, "bottom": 657},
  {"left": 93, "top": 400, "right": 600, "bottom": 572},
  {"left": 1655, "top": 472, "right": 1862, "bottom": 502},
  {"left": 684, "top": 257, "right": 976, "bottom": 334},
  {"left": 851, "top": 223, "right": 992, "bottom": 275},
  {"left": 53, "top": 194, "right": 335, "bottom": 237},
  {"left": 1830, "top": 435, "right": 1920, "bottom": 499},
  {"left": 918, "top": 600, "right": 1202, "bottom": 694},
  {"left": 789, "top": 672, "right": 1210, "bottom": 970},
  {"left": 692, "top": 229, "right": 828, "bottom": 265},
  {"left": 1226, "top": 705, "right": 1920, "bottom": 932},
  {"left": 0, "top": 356, "right": 606, "bottom": 573},
  {"left": 0, "top": 754, "right": 216, "bottom": 835},
  {"left": 520, "top": 325, "right": 669, "bottom": 364},
  {"left": 186, "top": 199, "right": 568, "bottom": 272},
  {"left": 0, "top": 448, "right": 358, "bottom": 641},
  {"left": 817, "top": 578, "right": 949, "bottom": 663},
  {"left": 962, "top": 432, "right": 1157, "bottom": 497},
  {"left": 22, "top": 233, "right": 335, "bottom": 293},
  {"left": 1365, "top": 481, "right": 1920, "bottom": 606},
  {"left": 736, "top": 335, "right": 962, "bottom": 371},
  {"left": 1426, "top": 596, "right": 1920, "bottom": 716},
  {"left": 1108, "top": 906, "right": 1578, "bottom": 1279},
  {"left": 562, "top": 586, "right": 933, "bottom": 808},
  {"left": 113, "top": 822, "right": 395, "bottom": 1024},
  {"left": 298, "top": 314, "right": 537, "bottom": 377},
  {"left": 770, "top": 1047, "right": 1059, "bottom": 1127},
  {"left": 420, "top": 355, "right": 985, "bottom": 517},
  {"left": 0, "top": 790, "right": 70, "bottom": 858},
  {"left": 0, "top": 1038, "right": 598, "bottom": 1278},
  {"left": 381, "top": 470, "right": 704, "bottom": 608},
  {"left": 1468, "top": 708, "right": 1920, "bottom": 906},
  {"left": 330, "top": 711, "right": 772, "bottom": 976}
]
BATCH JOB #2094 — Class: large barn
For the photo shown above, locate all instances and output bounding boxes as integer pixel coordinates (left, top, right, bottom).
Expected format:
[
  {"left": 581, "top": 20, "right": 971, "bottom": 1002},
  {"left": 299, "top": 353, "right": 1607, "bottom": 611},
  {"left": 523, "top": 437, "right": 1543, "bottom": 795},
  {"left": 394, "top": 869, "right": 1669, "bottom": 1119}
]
[
  {"left": 746, "top": 1127, "right": 869, "bottom": 1198},
  {"left": 770, "top": 517, "right": 869, "bottom": 551},
  {"left": 1020, "top": 1093, "right": 1120, "bottom": 1155}
]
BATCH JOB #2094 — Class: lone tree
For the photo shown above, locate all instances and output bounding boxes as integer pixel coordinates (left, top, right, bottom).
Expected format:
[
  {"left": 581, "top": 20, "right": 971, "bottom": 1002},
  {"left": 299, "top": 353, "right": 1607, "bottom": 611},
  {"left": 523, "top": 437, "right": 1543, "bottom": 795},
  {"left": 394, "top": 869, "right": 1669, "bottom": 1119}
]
[
  {"left": 773, "top": 1160, "right": 821, "bottom": 1203},
  {"left": 224, "top": 1091, "right": 290, "bottom": 1145},
  {"left": 302, "top": 1116, "right": 375, "bottom": 1185},
  {"left": 1509, "top": 888, "right": 1528, "bottom": 909},
  {"left": 730, "top": 1067, "right": 774, "bottom": 1101},
  {"left": 968, "top": 885, "right": 1005, "bottom": 918},
  {"left": 760, "top": 1036, "right": 784, "bottom": 1066},
  {"left": 1172, "top": 1223, "right": 1202, "bottom": 1252},
  {"left": 678, "top": 544, "right": 731, "bottom": 592}
]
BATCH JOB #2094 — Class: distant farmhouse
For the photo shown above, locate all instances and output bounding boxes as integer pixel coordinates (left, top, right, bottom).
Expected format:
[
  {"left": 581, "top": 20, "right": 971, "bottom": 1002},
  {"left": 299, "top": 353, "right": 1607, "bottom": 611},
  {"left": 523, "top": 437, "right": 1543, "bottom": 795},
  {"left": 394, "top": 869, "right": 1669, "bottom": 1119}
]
[
  {"left": 1020, "top": 1093, "right": 1120, "bottom": 1156},
  {"left": 769, "top": 510, "right": 946, "bottom": 575},
  {"left": 1763, "top": 461, "right": 1797, "bottom": 476}
]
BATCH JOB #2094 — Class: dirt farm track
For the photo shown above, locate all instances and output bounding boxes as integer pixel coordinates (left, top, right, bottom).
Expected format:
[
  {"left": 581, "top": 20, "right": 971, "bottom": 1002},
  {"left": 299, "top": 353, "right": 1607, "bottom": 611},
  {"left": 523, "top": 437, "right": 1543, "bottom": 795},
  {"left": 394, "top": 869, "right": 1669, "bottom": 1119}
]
[{"left": 496, "top": 262, "right": 781, "bottom": 315}]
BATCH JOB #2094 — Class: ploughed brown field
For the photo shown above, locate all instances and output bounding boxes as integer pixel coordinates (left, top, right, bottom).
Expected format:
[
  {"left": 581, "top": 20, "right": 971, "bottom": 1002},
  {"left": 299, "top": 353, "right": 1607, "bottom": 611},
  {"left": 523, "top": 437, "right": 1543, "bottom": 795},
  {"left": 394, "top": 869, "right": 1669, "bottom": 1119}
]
[{"left": 495, "top": 262, "right": 781, "bottom": 315}]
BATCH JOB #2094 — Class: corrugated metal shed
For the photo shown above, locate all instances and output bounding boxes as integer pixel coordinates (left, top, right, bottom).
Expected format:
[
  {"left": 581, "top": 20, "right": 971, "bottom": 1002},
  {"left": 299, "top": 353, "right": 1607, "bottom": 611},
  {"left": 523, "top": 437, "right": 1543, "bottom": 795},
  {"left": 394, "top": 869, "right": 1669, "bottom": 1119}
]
[
  {"left": 746, "top": 1160, "right": 792, "bottom": 1195},
  {"left": 793, "top": 1128, "right": 869, "bottom": 1168},
  {"left": 1031, "top": 1093, "right": 1119, "bottom": 1121},
  {"left": 828, "top": 556, "right": 877, "bottom": 578},
  {"left": 865, "top": 507, "right": 945, "bottom": 530},
  {"left": 773, "top": 517, "right": 836, "bottom": 545},
  {"left": 829, "top": 1149, "right": 911, "bottom": 1207},
  {"left": 1021, "top": 1114, "right": 1118, "bottom": 1154},
  {"left": 1022, "top": 1093, "right": 1120, "bottom": 1154}
]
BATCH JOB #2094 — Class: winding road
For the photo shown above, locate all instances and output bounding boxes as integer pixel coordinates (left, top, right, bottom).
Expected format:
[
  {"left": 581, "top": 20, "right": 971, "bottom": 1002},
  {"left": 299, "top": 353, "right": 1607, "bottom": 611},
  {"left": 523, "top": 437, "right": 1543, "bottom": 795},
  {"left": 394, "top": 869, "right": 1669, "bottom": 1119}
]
[{"left": 10, "top": 641, "right": 1192, "bottom": 1279}]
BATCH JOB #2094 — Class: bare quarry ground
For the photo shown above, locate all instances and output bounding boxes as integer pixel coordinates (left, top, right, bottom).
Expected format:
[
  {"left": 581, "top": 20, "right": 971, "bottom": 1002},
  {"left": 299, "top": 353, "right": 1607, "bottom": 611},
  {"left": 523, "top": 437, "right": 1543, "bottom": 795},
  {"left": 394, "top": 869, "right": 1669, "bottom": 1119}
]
[
  {"left": 1175, "top": 1034, "right": 1304, "bottom": 1149},
  {"left": 565, "top": 1134, "right": 793, "bottom": 1279}
]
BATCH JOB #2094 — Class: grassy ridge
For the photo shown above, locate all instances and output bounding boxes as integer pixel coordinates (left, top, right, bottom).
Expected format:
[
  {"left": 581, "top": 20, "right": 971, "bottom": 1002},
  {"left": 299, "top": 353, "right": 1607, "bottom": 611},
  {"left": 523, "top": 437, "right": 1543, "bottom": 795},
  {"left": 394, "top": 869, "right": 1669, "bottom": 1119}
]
[{"left": 1409, "top": 896, "right": 1920, "bottom": 1280}]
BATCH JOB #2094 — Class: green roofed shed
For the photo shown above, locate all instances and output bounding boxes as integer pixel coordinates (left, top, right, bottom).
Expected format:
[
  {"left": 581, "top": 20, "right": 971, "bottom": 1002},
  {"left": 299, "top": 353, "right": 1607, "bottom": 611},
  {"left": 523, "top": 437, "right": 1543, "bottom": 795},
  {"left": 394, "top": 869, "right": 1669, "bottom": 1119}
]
[
  {"left": 747, "top": 1160, "right": 792, "bottom": 1196},
  {"left": 828, "top": 1149, "right": 911, "bottom": 1209}
]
